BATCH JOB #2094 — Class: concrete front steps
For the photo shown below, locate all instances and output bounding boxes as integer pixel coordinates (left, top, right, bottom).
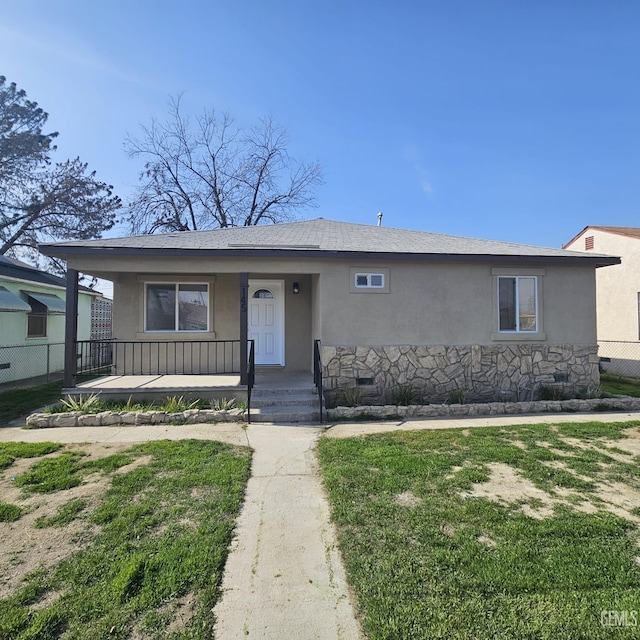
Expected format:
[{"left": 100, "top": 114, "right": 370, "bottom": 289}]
[{"left": 249, "top": 385, "right": 323, "bottom": 423}]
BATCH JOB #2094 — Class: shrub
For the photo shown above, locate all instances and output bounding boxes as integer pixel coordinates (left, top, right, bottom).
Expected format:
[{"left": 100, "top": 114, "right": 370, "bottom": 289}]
[
  {"left": 446, "top": 388, "right": 467, "bottom": 405},
  {"left": 59, "top": 393, "right": 103, "bottom": 413},
  {"left": 209, "top": 397, "right": 238, "bottom": 411},
  {"left": 577, "top": 384, "right": 604, "bottom": 400},
  {"left": 391, "top": 384, "right": 419, "bottom": 406},
  {"left": 535, "top": 385, "right": 570, "bottom": 401},
  {"left": 339, "top": 386, "right": 361, "bottom": 407},
  {"left": 160, "top": 396, "right": 202, "bottom": 412}
]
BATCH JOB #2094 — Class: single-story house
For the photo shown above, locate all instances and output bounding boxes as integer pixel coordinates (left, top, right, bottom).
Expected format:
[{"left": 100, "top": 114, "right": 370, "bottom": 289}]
[
  {"left": 0, "top": 255, "right": 96, "bottom": 385},
  {"left": 40, "top": 218, "right": 619, "bottom": 404},
  {"left": 564, "top": 225, "right": 640, "bottom": 376}
]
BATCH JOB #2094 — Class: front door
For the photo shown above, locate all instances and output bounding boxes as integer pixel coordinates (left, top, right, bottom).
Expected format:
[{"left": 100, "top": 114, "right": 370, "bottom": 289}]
[{"left": 248, "top": 280, "right": 285, "bottom": 365}]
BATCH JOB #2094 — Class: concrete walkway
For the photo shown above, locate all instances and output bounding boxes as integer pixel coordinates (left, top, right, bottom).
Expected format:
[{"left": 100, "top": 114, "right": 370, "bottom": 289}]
[{"left": 213, "top": 425, "right": 363, "bottom": 639}]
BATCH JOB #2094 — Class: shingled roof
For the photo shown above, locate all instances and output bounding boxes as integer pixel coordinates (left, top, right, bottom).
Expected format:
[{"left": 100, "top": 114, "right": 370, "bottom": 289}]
[
  {"left": 563, "top": 225, "right": 640, "bottom": 248},
  {"left": 40, "top": 218, "right": 619, "bottom": 266},
  {"left": 0, "top": 255, "right": 94, "bottom": 292}
]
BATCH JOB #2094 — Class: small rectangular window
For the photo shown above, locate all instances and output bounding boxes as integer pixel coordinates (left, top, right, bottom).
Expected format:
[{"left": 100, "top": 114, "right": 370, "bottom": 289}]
[
  {"left": 498, "top": 276, "right": 537, "bottom": 332},
  {"left": 27, "top": 297, "right": 48, "bottom": 338},
  {"left": 354, "top": 273, "right": 384, "bottom": 289},
  {"left": 27, "top": 314, "right": 47, "bottom": 338}
]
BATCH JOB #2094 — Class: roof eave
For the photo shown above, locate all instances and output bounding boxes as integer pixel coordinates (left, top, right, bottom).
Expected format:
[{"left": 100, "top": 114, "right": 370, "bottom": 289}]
[{"left": 39, "top": 244, "right": 620, "bottom": 267}]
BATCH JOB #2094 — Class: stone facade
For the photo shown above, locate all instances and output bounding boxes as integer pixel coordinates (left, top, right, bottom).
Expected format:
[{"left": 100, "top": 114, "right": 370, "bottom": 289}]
[{"left": 321, "top": 344, "right": 600, "bottom": 406}]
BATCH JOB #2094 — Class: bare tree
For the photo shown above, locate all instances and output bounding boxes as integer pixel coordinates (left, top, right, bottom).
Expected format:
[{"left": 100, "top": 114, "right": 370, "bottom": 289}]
[{"left": 125, "top": 96, "right": 322, "bottom": 234}]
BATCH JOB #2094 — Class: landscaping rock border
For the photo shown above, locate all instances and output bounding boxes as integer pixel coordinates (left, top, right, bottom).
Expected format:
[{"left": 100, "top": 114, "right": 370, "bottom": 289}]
[
  {"left": 25, "top": 408, "right": 247, "bottom": 428},
  {"left": 327, "top": 396, "right": 640, "bottom": 421}
]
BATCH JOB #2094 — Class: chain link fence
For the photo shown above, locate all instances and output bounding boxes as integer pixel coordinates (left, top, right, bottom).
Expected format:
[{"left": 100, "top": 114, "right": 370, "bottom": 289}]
[
  {"left": 598, "top": 340, "right": 640, "bottom": 379},
  {"left": 0, "top": 343, "right": 65, "bottom": 386}
]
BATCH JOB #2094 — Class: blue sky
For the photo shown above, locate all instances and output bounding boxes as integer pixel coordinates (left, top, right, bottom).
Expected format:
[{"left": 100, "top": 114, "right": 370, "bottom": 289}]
[{"left": 2, "top": 0, "right": 639, "bottom": 253}]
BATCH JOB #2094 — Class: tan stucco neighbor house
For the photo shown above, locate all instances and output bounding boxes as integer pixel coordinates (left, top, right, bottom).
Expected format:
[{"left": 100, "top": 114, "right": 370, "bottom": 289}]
[
  {"left": 564, "top": 226, "right": 640, "bottom": 375},
  {"left": 41, "top": 218, "right": 619, "bottom": 404}
]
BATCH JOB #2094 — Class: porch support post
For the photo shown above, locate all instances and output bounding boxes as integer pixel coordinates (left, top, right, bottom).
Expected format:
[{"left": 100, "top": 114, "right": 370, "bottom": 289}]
[
  {"left": 240, "top": 272, "right": 249, "bottom": 385},
  {"left": 63, "top": 268, "right": 79, "bottom": 389}
]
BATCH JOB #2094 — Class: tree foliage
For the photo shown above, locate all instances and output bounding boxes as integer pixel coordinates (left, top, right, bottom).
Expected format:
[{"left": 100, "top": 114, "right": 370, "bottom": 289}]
[
  {"left": 0, "top": 76, "right": 121, "bottom": 258},
  {"left": 125, "top": 96, "right": 322, "bottom": 234}
]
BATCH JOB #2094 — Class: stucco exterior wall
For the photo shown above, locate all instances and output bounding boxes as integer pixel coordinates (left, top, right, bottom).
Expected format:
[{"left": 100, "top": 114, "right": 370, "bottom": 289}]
[
  {"left": 315, "top": 260, "right": 596, "bottom": 346},
  {"left": 565, "top": 230, "right": 637, "bottom": 342},
  {"left": 109, "top": 267, "right": 312, "bottom": 373},
  {"left": 69, "top": 253, "right": 598, "bottom": 385}
]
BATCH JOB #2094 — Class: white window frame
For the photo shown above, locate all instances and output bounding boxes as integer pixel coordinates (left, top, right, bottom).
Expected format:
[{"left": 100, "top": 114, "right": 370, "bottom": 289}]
[
  {"left": 497, "top": 275, "right": 538, "bottom": 333},
  {"left": 491, "top": 268, "right": 545, "bottom": 341},
  {"left": 144, "top": 282, "right": 210, "bottom": 333},
  {"left": 354, "top": 272, "right": 385, "bottom": 289}
]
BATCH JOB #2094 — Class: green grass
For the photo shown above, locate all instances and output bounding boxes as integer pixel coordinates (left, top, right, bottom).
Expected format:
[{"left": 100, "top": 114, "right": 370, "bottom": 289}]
[
  {"left": 601, "top": 372, "right": 640, "bottom": 397},
  {"left": 0, "top": 439, "right": 252, "bottom": 639},
  {"left": 11, "top": 451, "right": 134, "bottom": 495},
  {"left": 34, "top": 499, "right": 88, "bottom": 529},
  {"left": 318, "top": 421, "right": 640, "bottom": 639},
  {"left": 0, "top": 503, "right": 22, "bottom": 522},
  {"left": 0, "top": 382, "right": 64, "bottom": 424},
  {"left": 0, "top": 442, "right": 63, "bottom": 472}
]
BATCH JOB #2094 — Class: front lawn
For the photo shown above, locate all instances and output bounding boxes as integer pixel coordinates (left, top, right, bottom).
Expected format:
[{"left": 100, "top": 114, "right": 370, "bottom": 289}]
[
  {"left": 601, "top": 372, "right": 640, "bottom": 397},
  {"left": 318, "top": 421, "right": 640, "bottom": 639},
  {"left": 0, "top": 439, "right": 251, "bottom": 639}
]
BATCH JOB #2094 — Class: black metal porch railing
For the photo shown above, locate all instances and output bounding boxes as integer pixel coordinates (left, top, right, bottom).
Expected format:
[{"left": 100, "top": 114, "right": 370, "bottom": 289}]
[
  {"left": 247, "top": 339, "right": 255, "bottom": 423},
  {"left": 75, "top": 339, "right": 243, "bottom": 376},
  {"left": 313, "top": 339, "right": 323, "bottom": 422}
]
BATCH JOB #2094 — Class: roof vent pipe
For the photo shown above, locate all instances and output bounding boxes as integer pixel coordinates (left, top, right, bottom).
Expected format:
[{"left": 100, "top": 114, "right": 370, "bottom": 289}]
[{"left": 377, "top": 211, "right": 383, "bottom": 226}]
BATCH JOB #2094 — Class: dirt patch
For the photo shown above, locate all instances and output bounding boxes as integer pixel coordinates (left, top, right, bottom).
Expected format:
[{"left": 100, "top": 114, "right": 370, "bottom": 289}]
[
  {"left": 0, "top": 443, "right": 137, "bottom": 599},
  {"left": 477, "top": 534, "right": 497, "bottom": 548},
  {"left": 464, "top": 463, "right": 556, "bottom": 519},
  {"left": 394, "top": 491, "right": 422, "bottom": 507},
  {"left": 555, "top": 428, "right": 640, "bottom": 463},
  {"left": 463, "top": 434, "right": 640, "bottom": 524}
]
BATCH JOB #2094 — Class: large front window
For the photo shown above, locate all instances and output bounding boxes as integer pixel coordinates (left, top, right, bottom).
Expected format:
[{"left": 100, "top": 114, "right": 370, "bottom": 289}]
[
  {"left": 145, "top": 283, "right": 208, "bottom": 332},
  {"left": 498, "top": 276, "right": 537, "bottom": 332}
]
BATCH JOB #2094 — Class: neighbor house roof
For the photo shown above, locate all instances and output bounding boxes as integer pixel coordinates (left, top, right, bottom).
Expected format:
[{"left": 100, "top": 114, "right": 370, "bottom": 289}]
[
  {"left": 40, "top": 218, "right": 620, "bottom": 267},
  {"left": 0, "top": 255, "right": 95, "bottom": 293},
  {"left": 563, "top": 225, "right": 640, "bottom": 248}
]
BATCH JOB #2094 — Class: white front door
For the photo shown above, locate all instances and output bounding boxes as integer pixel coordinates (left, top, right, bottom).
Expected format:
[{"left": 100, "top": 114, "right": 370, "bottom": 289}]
[{"left": 248, "top": 280, "right": 285, "bottom": 365}]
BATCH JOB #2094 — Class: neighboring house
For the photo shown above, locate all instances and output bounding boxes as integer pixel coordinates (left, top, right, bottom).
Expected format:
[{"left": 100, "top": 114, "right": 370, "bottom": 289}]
[
  {"left": 41, "top": 218, "right": 619, "bottom": 402},
  {"left": 564, "top": 226, "right": 640, "bottom": 375},
  {"left": 0, "top": 256, "right": 95, "bottom": 384}
]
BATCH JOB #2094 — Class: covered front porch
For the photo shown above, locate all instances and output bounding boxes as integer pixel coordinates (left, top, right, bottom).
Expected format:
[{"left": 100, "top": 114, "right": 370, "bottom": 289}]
[{"left": 64, "top": 367, "right": 323, "bottom": 423}]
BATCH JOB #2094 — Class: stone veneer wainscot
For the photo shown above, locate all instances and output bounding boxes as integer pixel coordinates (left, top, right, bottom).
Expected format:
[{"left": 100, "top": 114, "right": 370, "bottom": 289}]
[{"left": 321, "top": 344, "right": 600, "bottom": 404}]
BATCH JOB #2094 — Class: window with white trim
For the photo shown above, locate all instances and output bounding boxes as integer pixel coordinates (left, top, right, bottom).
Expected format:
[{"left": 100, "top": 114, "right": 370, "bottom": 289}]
[
  {"left": 354, "top": 273, "right": 384, "bottom": 289},
  {"left": 145, "top": 283, "right": 209, "bottom": 332},
  {"left": 498, "top": 276, "right": 537, "bottom": 332}
]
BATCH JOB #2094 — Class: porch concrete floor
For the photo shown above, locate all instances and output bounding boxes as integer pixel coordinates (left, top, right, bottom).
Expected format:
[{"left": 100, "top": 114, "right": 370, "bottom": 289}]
[
  {"left": 76, "top": 374, "right": 242, "bottom": 391},
  {"left": 73, "top": 370, "right": 314, "bottom": 393}
]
